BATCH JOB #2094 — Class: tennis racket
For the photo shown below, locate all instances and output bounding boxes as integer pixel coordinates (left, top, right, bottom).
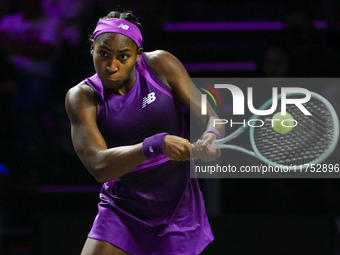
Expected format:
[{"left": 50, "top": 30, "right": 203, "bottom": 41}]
[{"left": 212, "top": 92, "right": 339, "bottom": 169}]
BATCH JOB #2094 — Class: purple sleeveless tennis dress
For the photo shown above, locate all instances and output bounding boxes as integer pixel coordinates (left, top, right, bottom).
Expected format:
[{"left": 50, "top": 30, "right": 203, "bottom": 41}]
[{"left": 83, "top": 53, "right": 213, "bottom": 255}]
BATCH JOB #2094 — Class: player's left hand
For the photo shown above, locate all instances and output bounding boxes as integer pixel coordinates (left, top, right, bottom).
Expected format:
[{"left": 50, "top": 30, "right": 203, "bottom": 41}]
[{"left": 191, "top": 133, "right": 220, "bottom": 161}]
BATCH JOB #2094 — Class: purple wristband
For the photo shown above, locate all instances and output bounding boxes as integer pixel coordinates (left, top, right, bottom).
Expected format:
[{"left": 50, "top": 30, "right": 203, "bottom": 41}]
[
  {"left": 200, "top": 129, "right": 221, "bottom": 140},
  {"left": 142, "top": 132, "right": 169, "bottom": 159}
]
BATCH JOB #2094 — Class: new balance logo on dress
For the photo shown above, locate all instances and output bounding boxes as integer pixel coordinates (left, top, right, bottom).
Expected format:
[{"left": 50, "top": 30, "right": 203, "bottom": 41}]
[
  {"left": 142, "top": 92, "right": 156, "bottom": 108},
  {"left": 118, "top": 24, "right": 129, "bottom": 30}
]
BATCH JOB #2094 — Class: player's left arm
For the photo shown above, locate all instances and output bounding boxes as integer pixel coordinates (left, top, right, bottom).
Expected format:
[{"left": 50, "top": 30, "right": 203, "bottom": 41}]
[{"left": 147, "top": 50, "right": 224, "bottom": 161}]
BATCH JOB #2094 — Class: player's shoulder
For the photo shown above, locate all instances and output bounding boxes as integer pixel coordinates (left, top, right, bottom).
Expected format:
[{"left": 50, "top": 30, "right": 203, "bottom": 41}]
[
  {"left": 67, "top": 81, "right": 94, "bottom": 97},
  {"left": 66, "top": 81, "right": 97, "bottom": 106},
  {"left": 144, "top": 50, "right": 183, "bottom": 78},
  {"left": 144, "top": 49, "right": 174, "bottom": 59},
  {"left": 144, "top": 50, "right": 178, "bottom": 66}
]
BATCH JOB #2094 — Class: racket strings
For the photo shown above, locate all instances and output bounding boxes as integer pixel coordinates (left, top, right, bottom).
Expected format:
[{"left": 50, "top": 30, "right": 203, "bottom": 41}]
[{"left": 253, "top": 97, "right": 335, "bottom": 165}]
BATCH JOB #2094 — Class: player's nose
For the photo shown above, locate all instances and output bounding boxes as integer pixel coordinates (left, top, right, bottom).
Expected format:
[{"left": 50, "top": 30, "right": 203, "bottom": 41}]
[{"left": 106, "top": 59, "right": 119, "bottom": 73}]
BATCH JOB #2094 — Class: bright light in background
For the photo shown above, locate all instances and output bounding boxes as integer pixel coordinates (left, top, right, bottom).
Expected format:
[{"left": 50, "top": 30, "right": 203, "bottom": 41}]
[{"left": 163, "top": 21, "right": 328, "bottom": 31}]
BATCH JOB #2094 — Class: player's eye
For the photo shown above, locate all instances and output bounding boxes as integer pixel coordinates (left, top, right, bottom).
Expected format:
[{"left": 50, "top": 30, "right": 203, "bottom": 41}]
[
  {"left": 99, "top": 51, "right": 109, "bottom": 57},
  {"left": 119, "top": 54, "right": 129, "bottom": 61}
]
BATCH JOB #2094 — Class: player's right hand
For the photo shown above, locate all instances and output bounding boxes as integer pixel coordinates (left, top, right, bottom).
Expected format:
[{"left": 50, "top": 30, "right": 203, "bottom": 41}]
[{"left": 162, "top": 135, "right": 191, "bottom": 161}]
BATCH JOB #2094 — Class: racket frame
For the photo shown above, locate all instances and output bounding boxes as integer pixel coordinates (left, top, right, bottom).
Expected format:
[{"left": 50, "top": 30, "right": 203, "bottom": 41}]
[{"left": 214, "top": 92, "right": 340, "bottom": 169}]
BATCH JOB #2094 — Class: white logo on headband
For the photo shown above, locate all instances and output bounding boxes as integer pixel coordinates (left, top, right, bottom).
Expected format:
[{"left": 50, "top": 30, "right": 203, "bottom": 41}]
[{"left": 118, "top": 23, "right": 129, "bottom": 30}]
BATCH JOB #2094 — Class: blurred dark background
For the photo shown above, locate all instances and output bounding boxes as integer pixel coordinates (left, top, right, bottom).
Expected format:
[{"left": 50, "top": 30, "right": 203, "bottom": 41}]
[{"left": 1, "top": 0, "right": 340, "bottom": 254}]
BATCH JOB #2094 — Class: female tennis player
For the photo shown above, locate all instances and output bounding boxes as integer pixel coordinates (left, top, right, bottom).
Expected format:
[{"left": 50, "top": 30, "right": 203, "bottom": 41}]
[{"left": 65, "top": 10, "right": 223, "bottom": 255}]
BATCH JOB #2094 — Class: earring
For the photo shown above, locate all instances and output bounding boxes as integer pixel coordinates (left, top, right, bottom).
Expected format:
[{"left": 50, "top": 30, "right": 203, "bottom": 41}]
[{"left": 91, "top": 50, "right": 94, "bottom": 55}]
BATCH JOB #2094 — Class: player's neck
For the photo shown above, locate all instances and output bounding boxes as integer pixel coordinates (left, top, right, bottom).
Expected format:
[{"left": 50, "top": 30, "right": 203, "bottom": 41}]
[{"left": 112, "top": 72, "right": 137, "bottom": 96}]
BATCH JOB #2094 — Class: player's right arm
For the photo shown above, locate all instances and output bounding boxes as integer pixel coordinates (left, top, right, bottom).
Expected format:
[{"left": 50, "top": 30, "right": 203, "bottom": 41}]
[{"left": 65, "top": 83, "right": 148, "bottom": 183}]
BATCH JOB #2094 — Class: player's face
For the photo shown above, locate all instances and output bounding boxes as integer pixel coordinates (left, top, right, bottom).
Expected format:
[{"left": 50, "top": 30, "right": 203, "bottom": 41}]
[{"left": 91, "top": 33, "right": 142, "bottom": 94}]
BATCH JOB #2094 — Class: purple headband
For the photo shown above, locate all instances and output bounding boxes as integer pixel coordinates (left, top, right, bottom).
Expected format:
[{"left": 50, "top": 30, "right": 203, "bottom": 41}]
[{"left": 93, "top": 18, "right": 143, "bottom": 48}]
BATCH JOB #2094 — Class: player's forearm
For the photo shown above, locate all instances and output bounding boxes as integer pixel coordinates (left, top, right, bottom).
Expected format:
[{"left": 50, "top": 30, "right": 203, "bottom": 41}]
[{"left": 84, "top": 143, "right": 147, "bottom": 183}]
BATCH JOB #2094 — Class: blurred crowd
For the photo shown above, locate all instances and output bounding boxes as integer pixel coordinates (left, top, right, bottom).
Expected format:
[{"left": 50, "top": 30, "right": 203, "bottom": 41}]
[
  {"left": 0, "top": 0, "right": 340, "bottom": 215},
  {"left": 257, "top": 1, "right": 340, "bottom": 78},
  {"left": 0, "top": 0, "right": 157, "bottom": 191}
]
